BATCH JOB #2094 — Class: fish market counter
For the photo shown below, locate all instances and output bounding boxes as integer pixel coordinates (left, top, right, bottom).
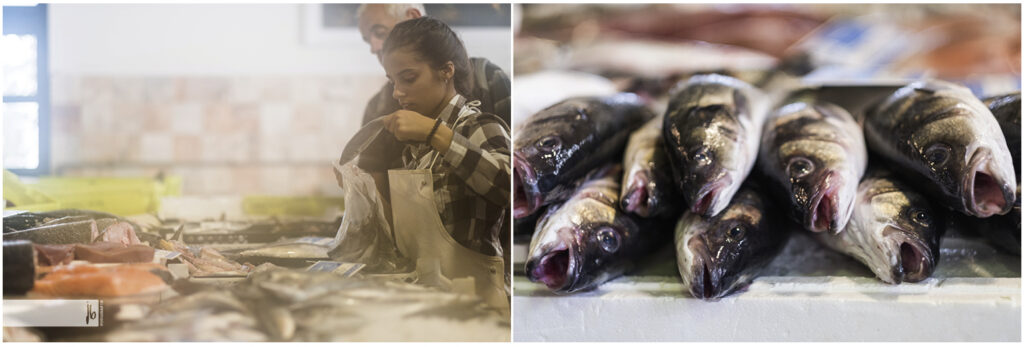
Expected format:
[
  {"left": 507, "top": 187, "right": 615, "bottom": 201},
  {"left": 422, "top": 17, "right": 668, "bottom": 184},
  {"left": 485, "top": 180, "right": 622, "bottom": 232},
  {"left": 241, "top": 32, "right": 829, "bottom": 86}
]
[
  {"left": 512, "top": 233, "right": 1021, "bottom": 342},
  {"left": 3, "top": 196, "right": 510, "bottom": 342}
]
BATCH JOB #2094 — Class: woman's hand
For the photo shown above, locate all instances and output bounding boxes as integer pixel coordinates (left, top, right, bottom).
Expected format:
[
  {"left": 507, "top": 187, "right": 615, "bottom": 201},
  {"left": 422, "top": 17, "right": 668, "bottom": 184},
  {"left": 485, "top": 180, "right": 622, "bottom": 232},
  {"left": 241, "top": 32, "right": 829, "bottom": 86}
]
[
  {"left": 383, "top": 110, "right": 454, "bottom": 152},
  {"left": 383, "top": 110, "right": 436, "bottom": 142}
]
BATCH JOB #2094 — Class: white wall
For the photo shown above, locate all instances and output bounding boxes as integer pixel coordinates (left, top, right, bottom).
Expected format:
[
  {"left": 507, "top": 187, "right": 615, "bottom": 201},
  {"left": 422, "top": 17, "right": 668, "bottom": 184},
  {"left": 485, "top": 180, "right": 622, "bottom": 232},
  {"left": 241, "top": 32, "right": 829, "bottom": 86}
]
[
  {"left": 43, "top": 4, "right": 510, "bottom": 196},
  {"left": 49, "top": 4, "right": 511, "bottom": 76}
]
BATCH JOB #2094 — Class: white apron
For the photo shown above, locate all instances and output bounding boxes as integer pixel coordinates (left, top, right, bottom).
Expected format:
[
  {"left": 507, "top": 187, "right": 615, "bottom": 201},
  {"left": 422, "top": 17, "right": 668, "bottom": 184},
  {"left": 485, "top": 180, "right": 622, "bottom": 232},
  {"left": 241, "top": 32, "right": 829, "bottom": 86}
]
[{"left": 388, "top": 169, "right": 509, "bottom": 315}]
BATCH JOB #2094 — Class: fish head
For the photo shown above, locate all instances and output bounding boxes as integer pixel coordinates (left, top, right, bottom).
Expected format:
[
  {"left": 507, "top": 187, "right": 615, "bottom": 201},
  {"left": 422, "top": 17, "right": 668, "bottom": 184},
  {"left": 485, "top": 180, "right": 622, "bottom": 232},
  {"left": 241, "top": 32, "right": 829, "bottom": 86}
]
[
  {"left": 778, "top": 145, "right": 855, "bottom": 234},
  {"left": 618, "top": 164, "right": 667, "bottom": 219},
  {"left": 676, "top": 188, "right": 784, "bottom": 300},
  {"left": 621, "top": 165, "right": 656, "bottom": 217},
  {"left": 524, "top": 221, "right": 581, "bottom": 292},
  {"left": 525, "top": 185, "right": 640, "bottom": 294},
  {"left": 513, "top": 98, "right": 604, "bottom": 218},
  {"left": 901, "top": 86, "right": 1017, "bottom": 218},
  {"left": 621, "top": 120, "right": 675, "bottom": 217},
  {"left": 857, "top": 177, "right": 944, "bottom": 283},
  {"left": 621, "top": 162, "right": 677, "bottom": 218},
  {"left": 771, "top": 103, "right": 863, "bottom": 233},
  {"left": 664, "top": 86, "right": 748, "bottom": 217}
]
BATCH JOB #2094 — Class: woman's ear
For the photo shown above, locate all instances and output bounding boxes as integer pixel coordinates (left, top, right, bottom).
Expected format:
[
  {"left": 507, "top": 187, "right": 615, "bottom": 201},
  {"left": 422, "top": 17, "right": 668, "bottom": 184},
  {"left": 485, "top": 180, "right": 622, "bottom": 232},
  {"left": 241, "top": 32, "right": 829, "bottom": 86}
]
[{"left": 441, "top": 61, "right": 455, "bottom": 81}]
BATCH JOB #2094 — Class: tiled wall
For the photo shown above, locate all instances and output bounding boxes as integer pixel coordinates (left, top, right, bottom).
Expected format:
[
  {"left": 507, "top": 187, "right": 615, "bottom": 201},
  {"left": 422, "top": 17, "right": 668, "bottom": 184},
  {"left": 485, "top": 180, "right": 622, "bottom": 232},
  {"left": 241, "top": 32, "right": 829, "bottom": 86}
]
[{"left": 50, "top": 75, "right": 386, "bottom": 196}]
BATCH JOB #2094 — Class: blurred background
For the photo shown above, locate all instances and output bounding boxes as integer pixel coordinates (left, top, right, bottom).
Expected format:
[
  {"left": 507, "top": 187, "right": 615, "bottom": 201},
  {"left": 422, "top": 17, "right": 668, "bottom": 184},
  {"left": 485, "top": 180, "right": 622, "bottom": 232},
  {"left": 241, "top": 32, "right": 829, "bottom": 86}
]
[
  {"left": 513, "top": 3, "right": 1021, "bottom": 125},
  {"left": 3, "top": 4, "right": 510, "bottom": 208}
]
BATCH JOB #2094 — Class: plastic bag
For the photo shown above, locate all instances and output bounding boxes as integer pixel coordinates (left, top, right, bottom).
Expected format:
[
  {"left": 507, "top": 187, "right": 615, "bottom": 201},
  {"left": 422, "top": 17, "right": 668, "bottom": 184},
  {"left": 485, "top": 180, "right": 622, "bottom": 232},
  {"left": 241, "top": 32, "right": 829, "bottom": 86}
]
[{"left": 328, "top": 162, "right": 410, "bottom": 273}]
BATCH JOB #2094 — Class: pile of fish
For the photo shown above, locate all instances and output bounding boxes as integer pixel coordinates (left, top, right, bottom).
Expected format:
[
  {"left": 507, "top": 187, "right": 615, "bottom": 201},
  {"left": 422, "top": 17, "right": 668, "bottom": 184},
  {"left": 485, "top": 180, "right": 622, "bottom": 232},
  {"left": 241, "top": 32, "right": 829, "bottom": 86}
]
[
  {"left": 104, "top": 266, "right": 509, "bottom": 342},
  {"left": 157, "top": 239, "right": 252, "bottom": 276},
  {"left": 516, "top": 74, "right": 1020, "bottom": 300}
]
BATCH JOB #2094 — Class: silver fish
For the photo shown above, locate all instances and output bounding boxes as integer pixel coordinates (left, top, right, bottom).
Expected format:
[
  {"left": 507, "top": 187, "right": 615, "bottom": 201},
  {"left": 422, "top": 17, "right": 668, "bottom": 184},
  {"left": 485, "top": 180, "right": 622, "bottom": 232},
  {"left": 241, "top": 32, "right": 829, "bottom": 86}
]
[
  {"left": 964, "top": 92, "right": 1021, "bottom": 254},
  {"left": 513, "top": 94, "right": 653, "bottom": 219},
  {"left": 662, "top": 74, "right": 771, "bottom": 217},
  {"left": 813, "top": 170, "right": 944, "bottom": 284},
  {"left": 620, "top": 115, "right": 679, "bottom": 217},
  {"left": 239, "top": 240, "right": 331, "bottom": 260},
  {"left": 108, "top": 310, "right": 268, "bottom": 342},
  {"left": 675, "top": 184, "right": 788, "bottom": 300},
  {"left": 237, "top": 242, "right": 331, "bottom": 268},
  {"left": 257, "top": 305, "right": 296, "bottom": 341},
  {"left": 758, "top": 98, "right": 867, "bottom": 233},
  {"left": 525, "top": 165, "right": 671, "bottom": 294},
  {"left": 3, "top": 220, "right": 96, "bottom": 244},
  {"left": 865, "top": 80, "right": 1017, "bottom": 218},
  {"left": 249, "top": 269, "right": 362, "bottom": 303},
  {"left": 109, "top": 267, "right": 508, "bottom": 342},
  {"left": 239, "top": 244, "right": 327, "bottom": 257},
  {"left": 151, "top": 290, "right": 251, "bottom": 315}
]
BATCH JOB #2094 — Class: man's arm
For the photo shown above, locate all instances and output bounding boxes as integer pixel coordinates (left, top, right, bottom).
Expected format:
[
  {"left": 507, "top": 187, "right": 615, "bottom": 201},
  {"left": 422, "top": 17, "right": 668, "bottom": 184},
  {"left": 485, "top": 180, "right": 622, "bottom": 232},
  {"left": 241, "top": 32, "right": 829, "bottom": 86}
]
[{"left": 484, "top": 60, "right": 512, "bottom": 127}]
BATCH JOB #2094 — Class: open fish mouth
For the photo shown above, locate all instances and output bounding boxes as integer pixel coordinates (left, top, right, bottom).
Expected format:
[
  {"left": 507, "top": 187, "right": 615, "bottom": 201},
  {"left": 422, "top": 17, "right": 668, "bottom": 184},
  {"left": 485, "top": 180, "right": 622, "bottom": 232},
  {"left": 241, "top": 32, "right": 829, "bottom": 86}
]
[
  {"left": 526, "top": 235, "right": 579, "bottom": 292},
  {"left": 690, "top": 262, "right": 720, "bottom": 300},
  {"left": 690, "top": 176, "right": 732, "bottom": 217},
  {"left": 622, "top": 171, "right": 653, "bottom": 217},
  {"left": 514, "top": 154, "right": 544, "bottom": 219},
  {"left": 688, "top": 254, "right": 729, "bottom": 301},
  {"left": 685, "top": 239, "right": 724, "bottom": 301},
  {"left": 898, "top": 240, "right": 932, "bottom": 283},
  {"left": 883, "top": 226, "right": 934, "bottom": 284},
  {"left": 965, "top": 149, "right": 1011, "bottom": 217},
  {"left": 807, "top": 171, "right": 841, "bottom": 233}
]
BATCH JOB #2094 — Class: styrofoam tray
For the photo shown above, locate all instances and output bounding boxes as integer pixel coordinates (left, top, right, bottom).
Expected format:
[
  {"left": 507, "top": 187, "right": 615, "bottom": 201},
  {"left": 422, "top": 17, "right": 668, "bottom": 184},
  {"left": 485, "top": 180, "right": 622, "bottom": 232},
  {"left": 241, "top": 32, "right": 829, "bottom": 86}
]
[{"left": 512, "top": 231, "right": 1021, "bottom": 341}]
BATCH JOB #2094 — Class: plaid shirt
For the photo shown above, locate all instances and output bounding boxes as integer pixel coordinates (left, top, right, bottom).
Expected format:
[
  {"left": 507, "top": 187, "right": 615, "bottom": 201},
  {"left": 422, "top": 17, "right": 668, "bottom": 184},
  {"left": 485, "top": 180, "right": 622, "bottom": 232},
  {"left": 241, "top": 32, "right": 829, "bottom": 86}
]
[
  {"left": 401, "top": 94, "right": 511, "bottom": 257},
  {"left": 359, "top": 57, "right": 511, "bottom": 172}
]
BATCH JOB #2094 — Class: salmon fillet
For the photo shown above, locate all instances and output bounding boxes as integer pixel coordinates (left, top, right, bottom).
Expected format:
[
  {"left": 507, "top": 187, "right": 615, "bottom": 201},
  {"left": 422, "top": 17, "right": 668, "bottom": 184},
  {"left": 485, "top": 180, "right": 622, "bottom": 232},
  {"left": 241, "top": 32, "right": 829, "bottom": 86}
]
[{"left": 31, "top": 263, "right": 168, "bottom": 297}]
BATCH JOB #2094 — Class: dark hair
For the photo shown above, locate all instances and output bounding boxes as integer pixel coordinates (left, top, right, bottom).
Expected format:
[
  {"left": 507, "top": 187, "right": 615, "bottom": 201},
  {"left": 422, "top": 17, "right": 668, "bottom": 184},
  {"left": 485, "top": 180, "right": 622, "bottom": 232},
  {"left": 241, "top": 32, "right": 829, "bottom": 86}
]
[{"left": 382, "top": 16, "right": 473, "bottom": 96}]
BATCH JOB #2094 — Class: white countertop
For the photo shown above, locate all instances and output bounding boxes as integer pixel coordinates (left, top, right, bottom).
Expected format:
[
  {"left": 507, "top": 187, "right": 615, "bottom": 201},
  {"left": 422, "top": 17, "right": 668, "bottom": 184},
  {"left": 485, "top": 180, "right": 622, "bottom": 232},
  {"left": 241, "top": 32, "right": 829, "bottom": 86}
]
[{"left": 512, "top": 231, "right": 1021, "bottom": 342}]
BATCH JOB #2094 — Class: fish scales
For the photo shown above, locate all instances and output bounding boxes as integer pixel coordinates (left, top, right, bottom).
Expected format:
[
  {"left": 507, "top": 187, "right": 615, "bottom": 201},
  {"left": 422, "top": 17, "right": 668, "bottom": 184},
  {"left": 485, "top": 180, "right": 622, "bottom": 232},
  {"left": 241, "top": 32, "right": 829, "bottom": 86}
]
[{"left": 864, "top": 80, "right": 1016, "bottom": 218}]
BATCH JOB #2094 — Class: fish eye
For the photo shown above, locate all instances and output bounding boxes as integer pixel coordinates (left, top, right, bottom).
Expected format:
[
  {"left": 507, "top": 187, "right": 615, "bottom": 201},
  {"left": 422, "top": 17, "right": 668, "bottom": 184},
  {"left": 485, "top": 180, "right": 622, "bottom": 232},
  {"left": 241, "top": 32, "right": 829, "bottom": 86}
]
[
  {"left": 924, "top": 144, "right": 951, "bottom": 167},
  {"left": 787, "top": 157, "right": 814, "bottom": 179},
  {"left": 910, "top": 208, "right": 931, "bottom": 227},
  {"left": 691, "top": 147, "right": 711, "bottom": 165},
  {"left": 536, "top": 136, "right": 562, "bottom": 152},
  {"left": 727, "top": 225, "right": 746, "bottom": 240},
  {"left": 596, "top": 227, "right": 620, "bottom": 253}
]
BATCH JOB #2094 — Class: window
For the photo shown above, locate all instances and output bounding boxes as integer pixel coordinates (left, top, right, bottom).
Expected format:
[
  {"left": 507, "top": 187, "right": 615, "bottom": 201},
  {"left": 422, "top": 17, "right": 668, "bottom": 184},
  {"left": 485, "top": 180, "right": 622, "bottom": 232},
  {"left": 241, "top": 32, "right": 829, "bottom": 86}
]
[{"left": 3, "top": 4, "right": 50, "bottom": 175}]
